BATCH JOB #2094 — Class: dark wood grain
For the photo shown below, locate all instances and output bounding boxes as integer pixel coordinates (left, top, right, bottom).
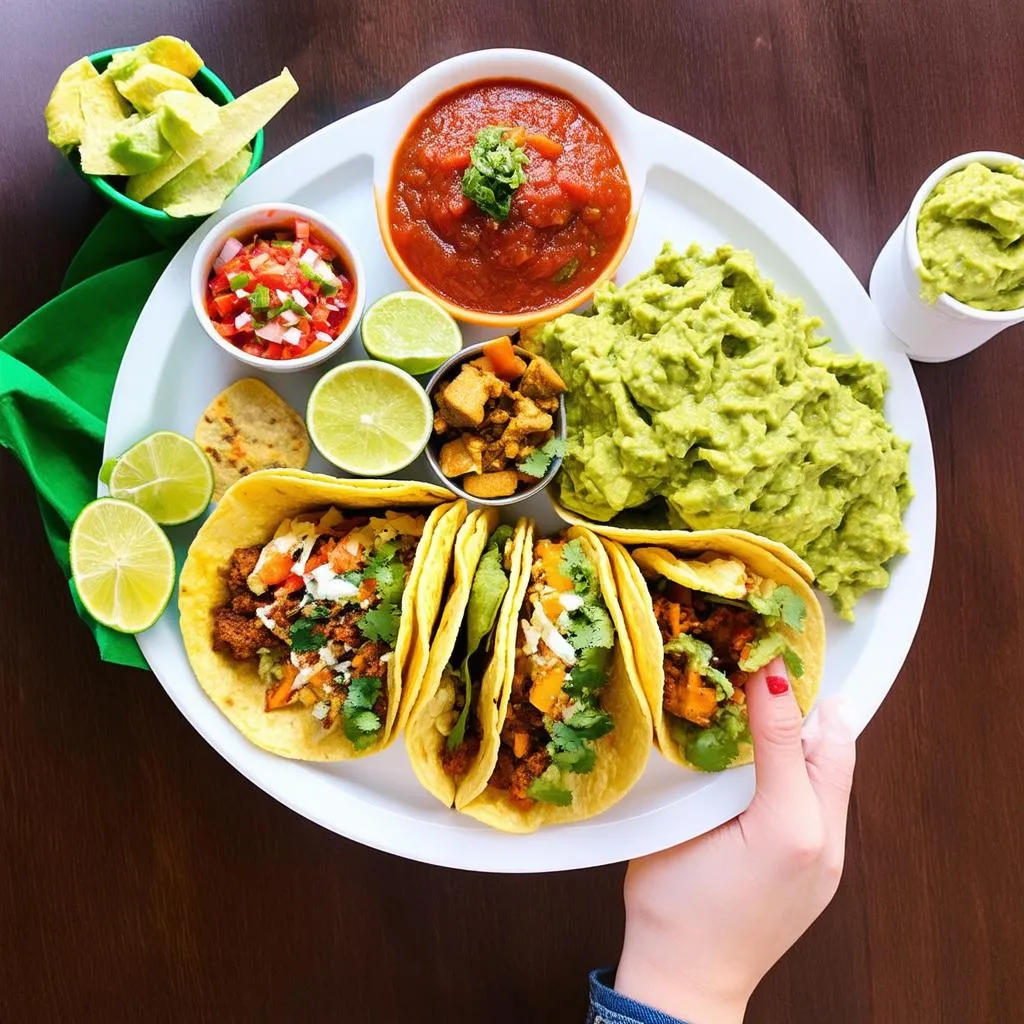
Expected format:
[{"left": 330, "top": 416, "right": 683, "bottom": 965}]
[{"left": 2, "top": 1, "right": 1022, "bottom": 1021}]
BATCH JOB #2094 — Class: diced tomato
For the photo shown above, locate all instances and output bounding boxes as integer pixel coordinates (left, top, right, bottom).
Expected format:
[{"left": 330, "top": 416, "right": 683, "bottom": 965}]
[
  {"left": 274, "top": 573, "right": 305, "bottom": 598},
  {"left": 438, "top": 148, "right": 472, "bottom": 172},
  {"left": 205, "top": 217, "right": 354, "bottom": 362},
  {"left": 305, "top": 339, "right": 330, "bottom": 356}
]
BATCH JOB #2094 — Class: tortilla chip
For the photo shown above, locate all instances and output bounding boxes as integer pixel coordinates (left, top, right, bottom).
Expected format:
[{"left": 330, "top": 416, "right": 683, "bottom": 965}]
[
  {"left": 127, "top": 68, "right": 297, "bottom": 202},
  {"left": 405, "top": 510, "right": 530, "bottom": 807},
  {"left": 45, "top": 57, "right": 99, "bottom": 152},
  {"left": 458, "top": 526, "right": 653, "bottom": 832},
  {"left": 194, "top": 379, "right": 310, "bottom": 502},
  {"left": 601, "top": 534, "right": 825, "bottom": 771},
  {"left": 178, "top": 470, "right": 463, "bottom": 760},
  {"left": 78, "top": 72, "right": 135, "bottom": 175},
  {"left": 148, "top": 145, "right": 250, "bottom": 217}
]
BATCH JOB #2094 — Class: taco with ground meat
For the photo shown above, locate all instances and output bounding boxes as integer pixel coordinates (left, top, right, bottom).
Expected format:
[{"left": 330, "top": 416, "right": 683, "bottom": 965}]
[
  {"left": 457, "top": 525, "right": 651, "bottom": 832},
  {"left": 178, "top": 469, "right": 464, "bottom": 760},
  {"left": 405, "top": 510, "right": 531, "bottom": 807},
  {"left": 601, "top": 533, "right": 824, "bottom": 772}
]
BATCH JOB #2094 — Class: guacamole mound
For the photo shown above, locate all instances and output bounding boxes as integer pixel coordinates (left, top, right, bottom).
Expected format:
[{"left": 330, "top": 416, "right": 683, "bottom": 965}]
[
  {"left": 916, "top": 161, "right": 1024, "bottom": 311},
  {"left": 533, "top": 243, "right": 912, "bottom": 618}
]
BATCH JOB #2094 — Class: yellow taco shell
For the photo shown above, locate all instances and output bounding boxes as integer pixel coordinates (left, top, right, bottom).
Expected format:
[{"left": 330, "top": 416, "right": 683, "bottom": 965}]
[{"left": 178, "top": 469, "right": 463, "bottom": 760}]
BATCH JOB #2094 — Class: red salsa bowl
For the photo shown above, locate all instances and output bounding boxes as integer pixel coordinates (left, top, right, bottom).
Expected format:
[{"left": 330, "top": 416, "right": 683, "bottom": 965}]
[{"left": 380, "top": 78, "right": 636, "bottom": 328}]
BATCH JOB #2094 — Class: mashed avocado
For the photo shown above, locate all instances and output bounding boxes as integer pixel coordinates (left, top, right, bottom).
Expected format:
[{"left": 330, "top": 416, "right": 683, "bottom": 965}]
[
  {"left": 916, "top": 161, "right": 1024, "bottom": 311},
  {"left": 533, "top": 243, "right": 912, "bottom": 618}
]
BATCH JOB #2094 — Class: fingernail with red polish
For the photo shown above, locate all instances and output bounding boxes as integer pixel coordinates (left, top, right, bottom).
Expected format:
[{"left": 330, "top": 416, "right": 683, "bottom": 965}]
[{"left": 766, "top": 675, "right": 789, "bottom": 696}]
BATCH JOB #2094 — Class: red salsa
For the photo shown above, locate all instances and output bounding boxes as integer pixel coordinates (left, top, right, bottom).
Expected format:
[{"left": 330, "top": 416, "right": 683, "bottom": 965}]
[
  {"left": 205, "top": 217, "right": 355, "bottom": 361},
  {"left": 388, "top": 80, "right": 632, "bottom": 316}
]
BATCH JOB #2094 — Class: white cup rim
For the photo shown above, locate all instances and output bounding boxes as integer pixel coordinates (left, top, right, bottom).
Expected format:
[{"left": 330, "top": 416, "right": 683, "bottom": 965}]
[
  {"left": 190, "top": 202, "right": 366, "bottom": 372},
  {"left": 904, "top": 150, "right": 1024, "bottom": 323}
]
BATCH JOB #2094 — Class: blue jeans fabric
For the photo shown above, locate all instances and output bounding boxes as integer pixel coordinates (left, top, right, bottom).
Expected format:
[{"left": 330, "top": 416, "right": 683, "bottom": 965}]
[{"left": 586, "top": 969, "right": 689, "bottom": 1024}]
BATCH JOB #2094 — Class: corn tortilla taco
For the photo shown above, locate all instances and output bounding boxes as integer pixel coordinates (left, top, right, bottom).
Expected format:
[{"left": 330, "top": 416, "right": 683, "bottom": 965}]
[
  {"left": 602, "top": 533, "right": 824, "bottom": 772},
  {"left": 405, "top": 511, "right": 532, "bottom": 808},
  {"left": 178, "top": 469, "right": 464, "bottom": 760},
  {"left": 459, "top": 525, "right": 652, "bottom": 832}
]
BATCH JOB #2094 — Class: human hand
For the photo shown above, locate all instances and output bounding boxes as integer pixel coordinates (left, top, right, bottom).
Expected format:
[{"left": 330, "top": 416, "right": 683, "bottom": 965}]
[{"left": 615, "top": 658, "right": 857, "bottom": 1024}]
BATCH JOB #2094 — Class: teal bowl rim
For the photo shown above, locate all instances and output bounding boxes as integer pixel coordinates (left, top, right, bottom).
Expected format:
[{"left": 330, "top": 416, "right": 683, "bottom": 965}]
[{"left": 77, "top": 45, "right": 265, "bottom": 224}]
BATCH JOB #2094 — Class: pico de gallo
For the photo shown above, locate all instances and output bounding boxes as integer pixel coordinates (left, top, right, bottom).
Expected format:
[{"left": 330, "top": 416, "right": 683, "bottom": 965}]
[{"left": 205, "top": 217, "right": 356, "bottom": 361}]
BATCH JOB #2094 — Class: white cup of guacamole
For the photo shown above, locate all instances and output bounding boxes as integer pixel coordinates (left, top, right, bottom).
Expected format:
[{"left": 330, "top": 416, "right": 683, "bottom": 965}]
[{"left": 869, "top": 150, "right": 1024, "bottom": 362}]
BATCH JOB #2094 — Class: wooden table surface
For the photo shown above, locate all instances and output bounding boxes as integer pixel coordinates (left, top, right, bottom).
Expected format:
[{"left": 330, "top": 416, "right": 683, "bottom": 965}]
[{"left": 2, "top": 1, "right": 1022, "bottom": 1021}]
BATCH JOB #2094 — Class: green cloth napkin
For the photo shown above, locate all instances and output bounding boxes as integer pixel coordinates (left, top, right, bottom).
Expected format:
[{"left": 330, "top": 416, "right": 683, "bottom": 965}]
[{"left": 0, "top": 209, "right": 173, "bottom": 669}]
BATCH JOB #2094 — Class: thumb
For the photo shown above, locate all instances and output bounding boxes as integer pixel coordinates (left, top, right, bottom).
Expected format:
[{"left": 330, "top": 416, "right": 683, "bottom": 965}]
[{"left": 745, "top": 657, "right": 812, "bottom": 813}]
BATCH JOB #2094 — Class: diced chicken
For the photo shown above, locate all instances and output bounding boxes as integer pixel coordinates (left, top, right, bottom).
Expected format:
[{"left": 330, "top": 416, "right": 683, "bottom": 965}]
[
  {"left": 436, "top": 365, "right": 502, "bottom": 429},
  {"left": 462, "top": 470, "right": 519, "bottom": 499},
  {"left": 504, "top": 395, "right": 553, "bottom": 442},
  {"left": 519, "top": 356, "right": 566, "bottom": 400},
  {"left": 439, "top": 436, "right": 481, "bottom": 477}
]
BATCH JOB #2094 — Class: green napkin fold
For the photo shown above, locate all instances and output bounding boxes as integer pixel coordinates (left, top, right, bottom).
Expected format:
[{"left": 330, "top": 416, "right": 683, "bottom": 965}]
[{"left": 0, "top": 208, "right": 173, "bottom": 669}]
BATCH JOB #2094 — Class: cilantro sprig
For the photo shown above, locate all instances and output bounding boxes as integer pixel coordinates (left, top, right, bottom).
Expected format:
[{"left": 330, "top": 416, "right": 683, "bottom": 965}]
[
  {"left": 518, "top": 437, "right": 566, "bottom": 479},
  {"left": 343, "top": 675, "right": 382, "bottom": 751},
  {"left": 748, "top": 584, "right": 806, "bottom": 631}
]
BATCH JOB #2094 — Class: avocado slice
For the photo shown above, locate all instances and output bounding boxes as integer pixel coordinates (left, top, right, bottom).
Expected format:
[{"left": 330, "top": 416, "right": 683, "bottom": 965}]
[
  {"left": 107, "top": 36, "right": 203, "bottom": 81},
  {"left": 153, "top": 90, "right": 219, "bottom": 156},
  {"left": 116, "top": 64, "right": 200, "bottom": 113},
  {"left": 44, "top": 57, "right": 99, "bottom": 153},
  {"left": 108, "top": 113, "right": 173, "bottom": 174}
]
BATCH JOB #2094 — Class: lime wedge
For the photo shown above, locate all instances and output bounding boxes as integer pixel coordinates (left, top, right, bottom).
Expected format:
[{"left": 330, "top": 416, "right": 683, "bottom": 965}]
[
  {"left": 307, "top": 361, "right": 432, "bottom": 475},
  {"left": 70, "top": 499, "right": 175, "bottom": 633},
  {"left": 361, "top": 291, "right": 462, "bottom": 375},
  {"left": 107, "top": 430, "right": 214, "bottom": 525}
]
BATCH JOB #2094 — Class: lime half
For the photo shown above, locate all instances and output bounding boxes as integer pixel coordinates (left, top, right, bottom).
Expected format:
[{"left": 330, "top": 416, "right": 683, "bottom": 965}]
[
  {"left": 361, "top": 291, "right": 462, "bottom": 375},
  {"left": 107, "top": 430, "right": 214, "bottom": 525},
  {"left": 307, "top": 361, "right": 432, "bottom": 475},
  {"left": 70, "top": 499, "right": 176, "bottom": 633}
]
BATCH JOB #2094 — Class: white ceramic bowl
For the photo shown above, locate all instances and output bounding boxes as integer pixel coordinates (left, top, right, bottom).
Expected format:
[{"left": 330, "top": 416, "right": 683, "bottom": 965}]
[
  {"left": 190, "top": 202, "right": 365, "bottom": 373},
  {"left": 869, "top": 150, "right": 1024, "bottom": 362}
]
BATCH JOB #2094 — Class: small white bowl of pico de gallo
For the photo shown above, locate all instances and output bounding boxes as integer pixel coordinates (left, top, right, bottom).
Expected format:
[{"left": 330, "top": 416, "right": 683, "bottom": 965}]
[{"left": 190, "top": 202, "right": 364, "bottom": 372}]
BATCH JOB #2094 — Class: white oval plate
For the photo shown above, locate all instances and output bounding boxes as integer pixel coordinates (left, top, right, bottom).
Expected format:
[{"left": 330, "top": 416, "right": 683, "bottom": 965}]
[{"left": 104, "top": 49, "right": 935, "bottom": 872}]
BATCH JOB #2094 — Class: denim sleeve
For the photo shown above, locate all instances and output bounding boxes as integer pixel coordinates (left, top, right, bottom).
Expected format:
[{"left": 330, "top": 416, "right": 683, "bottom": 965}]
[{"left": 586, "top": 969, "right": 691, "bottom": 1024}]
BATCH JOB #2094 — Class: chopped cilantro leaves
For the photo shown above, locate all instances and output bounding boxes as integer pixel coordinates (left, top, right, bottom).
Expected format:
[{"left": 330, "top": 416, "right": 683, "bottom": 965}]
[
  {"left": 288, "top": 616, "right": 323, "bottom": 652},
  {"left": 563, "top": 646, "right": 610, "bottom": 698},
  {"left": 461, "top": 125, "right": 529, "bottom": 220},
  {"left": 518, "top": 437, "right": 566, "bottom": 478},
  {"left": 748, "top": 584, "right": 807, "bottom": 632},
  {"left": 358, "top": 601, "right": 400, "bottom": 646},
  {"left": 345, "top": 675, "right": 382, "bottom": 711},
  {"left": 342, "top": 675, "right": 383, "bottom": 750},
  {"left": 782, "top": 646, "right": 805, "bottom": 678},
  {"left": 562, "top": 707, "right": 614, "bottom": 740},
  {"left": 526, "top": 767, "right": 573, "bottom": 806},
  {"left": 559, "top": 538, "right": 597, "bottom": 598},
  {"left": 564, "top": 601, "right": 615, "bottom": 653}
]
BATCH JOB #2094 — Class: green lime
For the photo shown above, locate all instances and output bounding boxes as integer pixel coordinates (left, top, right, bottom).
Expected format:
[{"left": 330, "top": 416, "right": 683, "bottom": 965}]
[
  {"left": 70, "top": 499, "right": 176, "bottom": 634},
  {"left": 99, "top": 457, "right": 118, "bottom": 486},
  {"left": 307, "top": 360, "right": 432, "bottom": 475},
  {"left": 361, "top": 290, "right": 462, "bottom": 375},
  {"left": 107, "top": 430, "right": 214, "bottom": 525}
]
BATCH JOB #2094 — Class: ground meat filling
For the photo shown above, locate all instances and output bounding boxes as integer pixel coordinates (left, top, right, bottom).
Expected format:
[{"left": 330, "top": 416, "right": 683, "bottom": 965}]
[
  {"left": 488, "top": 649, "right": 553, "bottom": 806},
  {"left": 212, "top": 546, "right": 279, "bottom": 660},
  {"left": 655, "top": 585, "right": 757, "bottom": 727}
]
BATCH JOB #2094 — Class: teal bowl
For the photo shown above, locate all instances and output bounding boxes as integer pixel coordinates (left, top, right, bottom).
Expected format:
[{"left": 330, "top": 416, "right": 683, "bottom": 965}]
[{"left": 73, "top": 46, "right": 265, "bottom": 245}]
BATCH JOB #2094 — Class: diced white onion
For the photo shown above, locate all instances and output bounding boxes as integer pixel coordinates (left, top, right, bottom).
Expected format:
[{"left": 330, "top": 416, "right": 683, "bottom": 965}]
[
  {"left": 319, "top": 645, "right": 339, "bottom": 667},
  {"left": 234, "top": 312, "right": 252, "bottom": 330},
  {"left": 279, "top": 309, "right": 299, "bottom": 326},
  {"left": 290, "top": 289, "right": 309, "bottom": 308},
  {"left": 292, "top": 240, "right": 303, "bottom": 254},
  {"left": 306, "top": 564, "right": 359, "bottom": 601},
  {"left": 256, "top": 606, "right": 277, "bottom": 632},
  {"left": 282, "top": 326, "right": 303, "bottom": 346},
  {"left": 249, "top": 252, "right": 270, "bottom": 268},
  {"left": 276, "top": 289, "right": 290, "bottom": 304},
  {"left": 560, "top": 593, "right": 584, "bottom": 612},
  {"left": 214, "top": 236, "right": 243, "bottom": 270},
  {"left": 326, "top": 303, "right": 339, "bottom": 311},
  {"left": 255, "top": 322, "right": 286, "bottom": 342},
  {"left": 299, "top": 247, "right": 319, "bottom": 267},
  {"left": 234, "top": 289, "right": 248, "bottom": 299},
  {"left": 315, "top": 331, "right": 334, "bottom": 344}
]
